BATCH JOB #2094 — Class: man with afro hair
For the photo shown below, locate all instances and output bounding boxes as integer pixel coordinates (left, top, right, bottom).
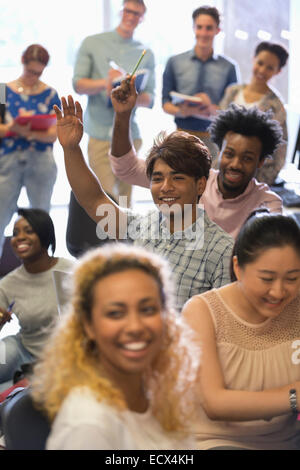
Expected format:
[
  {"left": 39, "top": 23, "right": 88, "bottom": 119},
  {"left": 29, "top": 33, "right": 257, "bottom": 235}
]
[{"left": 202, "top": 104, "right": 283, "bottom": 237}]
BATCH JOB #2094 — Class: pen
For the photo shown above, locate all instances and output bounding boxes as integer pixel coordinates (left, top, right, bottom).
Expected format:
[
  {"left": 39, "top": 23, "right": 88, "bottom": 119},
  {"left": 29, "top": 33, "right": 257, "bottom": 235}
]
[
  {"left": 129, "top": 49, "right": 146, "bottom": 79},
  {"left": 8, "top": 301, "right": 15, "bottom": 313},
  {"left": 0, "top": 300, "right": 14, "bottom": 321}
]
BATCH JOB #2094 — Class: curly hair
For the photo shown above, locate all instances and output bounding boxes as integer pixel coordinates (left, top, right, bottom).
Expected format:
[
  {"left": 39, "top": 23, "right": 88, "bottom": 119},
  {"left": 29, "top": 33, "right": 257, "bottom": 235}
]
[
  {"left": 208, "top": 104, "right": 283, "bottom": 161},
  {"left": 146, "top": 130, "right": 211, "bottom": 181},
  {"left": 31, "top": 244, "right": 201, "bottom": 432}
]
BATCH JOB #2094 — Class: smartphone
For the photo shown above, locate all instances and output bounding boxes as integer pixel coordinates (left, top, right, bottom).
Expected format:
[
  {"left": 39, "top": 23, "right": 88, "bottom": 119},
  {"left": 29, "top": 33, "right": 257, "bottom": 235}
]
[{"left": 0, "top": 83, "right": 6, "bottom": 105}]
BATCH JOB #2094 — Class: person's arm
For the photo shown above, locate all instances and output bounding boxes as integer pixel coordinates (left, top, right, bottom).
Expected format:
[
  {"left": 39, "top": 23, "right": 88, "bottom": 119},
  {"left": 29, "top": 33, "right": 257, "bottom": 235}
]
[
  {"left": 53, "top": 96, "right": 126, "bottom": 238},
  {"left": 0, "top": 121, "right": 13, "bottom": 138},
  {"left": 110, "top": 77, "right": 136, "bottom": 157},
  {"left": 74, "top": 78, "right": 108, "bottom": 96},
  {"left": 0, "top": 307, "right": 12, "bottom": 330},
  {"left": 162, "top": 58, "right": 212, "bottom": 118},
  {"left": 210, "top": 237, "right": 234, "bottom": 288},
  {"left": 27, "top": 124, "right": 57, "bottom": 143},
  {"left": 0, "top": 288, "right": 12, "bottom": 331},
  {"left": 183, "top": 296, "right": 300, "bottom": 421},
  {"left": 162, "top": 58, "right": 182, "bottom": 117},
  {"left": 72, "top": 38, "right": 110, "bottom": 96},
  {"left": 136, "top": 92, "right": 152, "bottom": 108},
  {"left": 109, "top": 149, "right": 150, "bottom": 188},
  {"left": 109, "top": 77, "right": 150, "bottom": 188}
]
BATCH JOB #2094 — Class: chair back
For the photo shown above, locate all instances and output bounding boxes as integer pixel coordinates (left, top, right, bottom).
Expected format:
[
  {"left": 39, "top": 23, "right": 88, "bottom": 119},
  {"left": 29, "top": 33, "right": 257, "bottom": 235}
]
[{"left": 0, "top": 387, "right": 50, "bottom": 450}]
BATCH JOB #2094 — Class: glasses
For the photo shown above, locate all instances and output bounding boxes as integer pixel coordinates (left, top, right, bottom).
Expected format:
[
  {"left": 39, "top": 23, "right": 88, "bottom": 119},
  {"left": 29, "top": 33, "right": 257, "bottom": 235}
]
[
  {"left": 25, "top": 68, "right": 43, "bottom": 77},
  {"left": 122, "top": 7, "right": 143, "bottom": 18}
]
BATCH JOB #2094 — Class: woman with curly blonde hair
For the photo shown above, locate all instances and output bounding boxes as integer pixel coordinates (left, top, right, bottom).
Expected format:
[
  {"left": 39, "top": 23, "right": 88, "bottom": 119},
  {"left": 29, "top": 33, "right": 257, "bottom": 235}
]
[{"left": 31, "top": 243, "right": 200, "bottom": 450}]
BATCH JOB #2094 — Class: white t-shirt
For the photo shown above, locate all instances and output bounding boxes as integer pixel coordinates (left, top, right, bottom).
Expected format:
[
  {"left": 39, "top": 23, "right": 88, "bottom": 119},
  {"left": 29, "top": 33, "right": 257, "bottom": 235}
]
[
  {"left": 233, "top": 88, "right": 262, "bottom": 109},
  {"left": 46, "top": 387, "right": 193, "bottom": 450}
]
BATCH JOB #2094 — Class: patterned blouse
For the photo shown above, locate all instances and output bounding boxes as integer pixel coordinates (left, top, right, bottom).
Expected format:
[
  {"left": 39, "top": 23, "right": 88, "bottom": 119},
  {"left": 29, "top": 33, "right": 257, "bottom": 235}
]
[{"left": 1, "top": 86, "right": 60, "bottom": 157}]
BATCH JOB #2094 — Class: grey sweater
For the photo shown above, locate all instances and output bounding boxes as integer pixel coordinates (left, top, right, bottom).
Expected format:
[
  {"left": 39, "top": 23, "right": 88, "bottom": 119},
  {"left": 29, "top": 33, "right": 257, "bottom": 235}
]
[{"left": 0, "top": 257, "right": 75, "bottom": 357}]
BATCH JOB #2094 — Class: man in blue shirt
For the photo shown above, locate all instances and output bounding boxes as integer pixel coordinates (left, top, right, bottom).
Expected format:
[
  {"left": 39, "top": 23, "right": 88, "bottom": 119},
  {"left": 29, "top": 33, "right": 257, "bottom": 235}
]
[
  {"left": 162, "top": 5, "right": 240, "bottom": 160},
  {"left": 72, "top": 0, "right": 155, "bottom": 206}
]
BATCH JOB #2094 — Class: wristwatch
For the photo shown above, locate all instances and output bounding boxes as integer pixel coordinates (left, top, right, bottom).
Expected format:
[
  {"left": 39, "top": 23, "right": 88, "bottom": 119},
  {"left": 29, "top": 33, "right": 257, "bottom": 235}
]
[{"left": 289, "top": 389, "right": 298, "bottom": 414}]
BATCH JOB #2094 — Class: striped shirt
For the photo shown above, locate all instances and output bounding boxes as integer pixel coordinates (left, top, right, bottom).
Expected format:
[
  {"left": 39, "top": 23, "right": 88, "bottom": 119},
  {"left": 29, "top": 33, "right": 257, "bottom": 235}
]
[{"left": 125, "top": 208, "right": 234, "bottom": 311}]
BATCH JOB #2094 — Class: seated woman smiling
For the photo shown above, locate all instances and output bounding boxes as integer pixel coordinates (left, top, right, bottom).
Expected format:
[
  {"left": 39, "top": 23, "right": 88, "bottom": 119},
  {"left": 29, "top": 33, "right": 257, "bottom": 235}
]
[
  {"left": 0, "top": 208, "right": 74, "bottom": 392},
  {"left": 31, "top": 244, "right": 200, "bottom": 450},
  {"left": 183, "top": 213, "right": 300, "bottom": 450}
]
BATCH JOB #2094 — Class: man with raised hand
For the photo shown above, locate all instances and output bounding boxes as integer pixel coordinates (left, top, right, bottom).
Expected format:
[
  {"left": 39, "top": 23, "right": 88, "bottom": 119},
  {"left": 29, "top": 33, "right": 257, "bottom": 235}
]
[
  {"left": 109, "top": 95, "right": 283, "bottom": 239},
  {"left": 54, "top": 80, "right": 233, "bottom": 311}
]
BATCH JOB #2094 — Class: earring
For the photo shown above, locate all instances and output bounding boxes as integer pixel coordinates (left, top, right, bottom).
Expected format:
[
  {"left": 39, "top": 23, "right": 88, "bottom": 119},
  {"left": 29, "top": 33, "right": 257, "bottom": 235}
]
[{"left": 83, "top": 337, "right": 98, "bottom": 355}]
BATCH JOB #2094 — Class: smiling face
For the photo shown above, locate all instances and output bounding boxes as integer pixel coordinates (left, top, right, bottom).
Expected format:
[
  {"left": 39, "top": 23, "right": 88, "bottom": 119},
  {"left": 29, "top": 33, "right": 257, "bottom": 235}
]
[
  {"left": 150, "top": 159, "right": 206, "bottom": 229},
  {"left": 252, "top": 50, "right": 281, "bottom": 85},
  {"left": 11, "top": 216, "right": 45, "bottom": 261},
  {"left": 217, "top": 131, "right": 264, "bottom": 199},
  {"left": 233, "top": 245, "right": 300, "bottom": 323},
  {"left": 83, "top": 269, "right": 164, "bottom": 381},
  {"left": 118, "top": 1, "right": 145, "bottom": 38},
  {"left": 193, "top": 14, "right": 220, "bottom": 52}
]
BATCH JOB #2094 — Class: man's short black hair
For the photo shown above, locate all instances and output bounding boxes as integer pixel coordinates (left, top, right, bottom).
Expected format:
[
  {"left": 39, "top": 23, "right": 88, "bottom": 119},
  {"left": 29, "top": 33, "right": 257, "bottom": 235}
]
[{"left": 208, "top": 104, "right": 283, "bottom": 161}]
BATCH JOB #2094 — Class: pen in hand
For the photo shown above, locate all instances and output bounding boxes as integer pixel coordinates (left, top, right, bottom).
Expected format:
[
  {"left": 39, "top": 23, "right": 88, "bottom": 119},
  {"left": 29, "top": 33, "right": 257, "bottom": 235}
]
[
  {"left": 8, "top": 301, "right": 15, "bottom": 313},
  {"left": 129, "top": 49, "right": 146, "bottom": 79},
  {"left": 0, "top": 300, "right": 15, "bottom": 324}
]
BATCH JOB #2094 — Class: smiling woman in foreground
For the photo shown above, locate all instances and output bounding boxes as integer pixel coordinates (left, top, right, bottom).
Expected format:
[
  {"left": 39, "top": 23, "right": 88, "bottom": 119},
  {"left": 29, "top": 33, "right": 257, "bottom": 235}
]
[
  {"left": 31, "top": 244, "right": 200, "bottom": 450},
  {"left": 183, "top": 213, "right": 300, "bottom": 450}
]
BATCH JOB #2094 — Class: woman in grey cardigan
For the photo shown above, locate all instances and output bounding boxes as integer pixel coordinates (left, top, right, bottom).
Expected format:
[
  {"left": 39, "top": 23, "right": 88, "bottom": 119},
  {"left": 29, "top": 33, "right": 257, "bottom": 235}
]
[
  {"left": 219, "top": 41, "right": 289, "bottom": 186},
  {"left": 0, "top": 208, "right": 74, "bottom": 392}
]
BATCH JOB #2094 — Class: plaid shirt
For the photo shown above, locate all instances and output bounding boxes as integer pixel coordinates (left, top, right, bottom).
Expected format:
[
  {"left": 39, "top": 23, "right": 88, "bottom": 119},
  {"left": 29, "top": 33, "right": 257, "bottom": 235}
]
[{"left": 124, "top": 208, "right": 234, "bottom": 311}]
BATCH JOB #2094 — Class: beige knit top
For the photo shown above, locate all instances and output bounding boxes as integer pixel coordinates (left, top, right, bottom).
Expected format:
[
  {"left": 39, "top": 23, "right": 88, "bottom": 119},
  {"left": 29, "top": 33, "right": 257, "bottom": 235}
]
[{"left": 192, "top": 288, "right": 300, "bottom": 450}]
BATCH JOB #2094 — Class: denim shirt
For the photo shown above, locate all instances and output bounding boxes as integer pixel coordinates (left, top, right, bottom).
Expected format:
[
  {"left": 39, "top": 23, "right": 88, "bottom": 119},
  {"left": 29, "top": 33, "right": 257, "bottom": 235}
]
[{"left": 162, "top": 49, "right": 240, "bottom": 131}]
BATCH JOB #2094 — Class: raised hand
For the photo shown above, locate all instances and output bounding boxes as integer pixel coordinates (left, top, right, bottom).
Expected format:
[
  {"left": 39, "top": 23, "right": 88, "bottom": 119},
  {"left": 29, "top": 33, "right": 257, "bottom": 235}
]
[
  {"left": 53, "top": 96, "right": 83, "bottom": 149},
  {"left": 111, "top": 76, "right": 138, "bottom": 114}
]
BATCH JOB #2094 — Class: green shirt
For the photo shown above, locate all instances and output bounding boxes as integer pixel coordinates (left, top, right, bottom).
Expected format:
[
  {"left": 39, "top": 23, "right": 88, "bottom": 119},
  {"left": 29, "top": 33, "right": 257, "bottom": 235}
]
[{"left": 73, "top": 29, "right": 155, "bottom": 141}]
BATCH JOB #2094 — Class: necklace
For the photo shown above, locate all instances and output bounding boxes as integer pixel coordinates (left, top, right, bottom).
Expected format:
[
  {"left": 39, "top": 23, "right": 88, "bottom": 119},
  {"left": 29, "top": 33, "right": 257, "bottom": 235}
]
[{"left": 15, "top": 79, "right": 40, "bottom": 95}]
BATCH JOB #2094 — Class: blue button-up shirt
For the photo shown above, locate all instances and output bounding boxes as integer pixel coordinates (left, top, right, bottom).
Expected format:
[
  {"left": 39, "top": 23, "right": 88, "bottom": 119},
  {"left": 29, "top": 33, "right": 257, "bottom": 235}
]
[{"left": 162, "top": 49, "right": 240, "bottom": 131}]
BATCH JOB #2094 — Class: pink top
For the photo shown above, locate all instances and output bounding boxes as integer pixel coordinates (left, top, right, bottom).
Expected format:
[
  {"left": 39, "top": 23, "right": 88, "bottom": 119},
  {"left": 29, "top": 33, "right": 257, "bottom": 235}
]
[
  {"left": 200, "top": 169, "right": 282, "bottom": 238},
  {"left": 109, "top": 148, "right": 283, "bottom": 238}
]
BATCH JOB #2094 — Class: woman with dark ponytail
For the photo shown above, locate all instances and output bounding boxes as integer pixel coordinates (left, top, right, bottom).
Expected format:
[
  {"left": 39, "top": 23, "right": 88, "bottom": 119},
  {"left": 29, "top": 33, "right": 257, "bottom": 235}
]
[{"left": 183, "top": 212, "right": 300, "bottom": 450}]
